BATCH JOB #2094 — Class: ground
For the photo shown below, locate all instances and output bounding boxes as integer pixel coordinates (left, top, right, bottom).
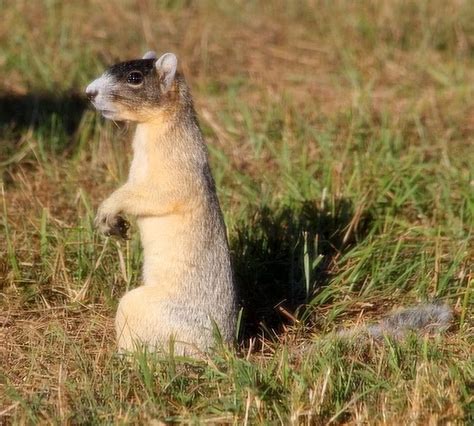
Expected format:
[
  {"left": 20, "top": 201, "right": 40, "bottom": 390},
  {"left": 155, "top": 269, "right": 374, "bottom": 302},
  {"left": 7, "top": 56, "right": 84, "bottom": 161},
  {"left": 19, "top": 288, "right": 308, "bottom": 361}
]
[{"left": 0, "top": 1, "right": 473, "bottom": 424}]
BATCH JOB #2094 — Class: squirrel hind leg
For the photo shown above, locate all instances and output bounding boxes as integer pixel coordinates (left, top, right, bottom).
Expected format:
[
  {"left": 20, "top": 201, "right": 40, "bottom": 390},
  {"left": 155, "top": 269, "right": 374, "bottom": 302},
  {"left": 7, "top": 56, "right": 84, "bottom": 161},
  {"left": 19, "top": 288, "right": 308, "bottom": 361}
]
[{"left": 115, "top": 286, "right": 213, "bottom": 356}]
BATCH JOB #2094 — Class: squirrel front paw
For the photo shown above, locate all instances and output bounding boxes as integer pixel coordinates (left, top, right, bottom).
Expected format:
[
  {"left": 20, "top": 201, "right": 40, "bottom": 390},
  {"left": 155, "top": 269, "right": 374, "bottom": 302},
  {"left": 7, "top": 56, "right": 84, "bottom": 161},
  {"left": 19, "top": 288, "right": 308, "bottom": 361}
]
[{"left": 95, "top": 210, "right": 130, "bottom": 239}]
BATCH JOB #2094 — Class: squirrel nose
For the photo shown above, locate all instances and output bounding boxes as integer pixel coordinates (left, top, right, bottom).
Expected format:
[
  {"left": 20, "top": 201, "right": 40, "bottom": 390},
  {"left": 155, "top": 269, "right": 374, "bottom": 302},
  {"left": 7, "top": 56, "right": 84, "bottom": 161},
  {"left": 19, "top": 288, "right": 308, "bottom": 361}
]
[{"left": 86, "top": 89, "right": 98, "bottom": 101}]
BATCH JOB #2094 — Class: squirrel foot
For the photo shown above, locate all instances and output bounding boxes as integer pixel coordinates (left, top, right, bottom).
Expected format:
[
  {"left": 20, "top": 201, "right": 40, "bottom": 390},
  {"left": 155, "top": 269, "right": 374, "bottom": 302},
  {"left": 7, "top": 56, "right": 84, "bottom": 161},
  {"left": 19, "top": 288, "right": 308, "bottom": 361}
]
[{"left": 95, "top": 212, "right": 130, "bottom": 239}]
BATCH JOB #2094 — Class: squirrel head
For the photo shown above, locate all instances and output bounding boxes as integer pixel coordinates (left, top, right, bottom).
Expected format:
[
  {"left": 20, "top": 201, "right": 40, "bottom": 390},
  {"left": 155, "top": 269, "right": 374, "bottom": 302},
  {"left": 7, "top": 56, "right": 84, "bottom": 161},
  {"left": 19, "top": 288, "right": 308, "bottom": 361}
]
[{"left": 85, "top": 51, "right": 183, "bottom": 123}]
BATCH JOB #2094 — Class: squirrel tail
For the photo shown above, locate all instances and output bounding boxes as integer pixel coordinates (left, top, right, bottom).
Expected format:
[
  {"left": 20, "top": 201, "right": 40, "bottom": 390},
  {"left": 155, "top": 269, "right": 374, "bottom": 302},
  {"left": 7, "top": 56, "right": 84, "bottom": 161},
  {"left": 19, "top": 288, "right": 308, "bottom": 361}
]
[{"left": 338, "top": 304, "right": 453, "bottom": 340}]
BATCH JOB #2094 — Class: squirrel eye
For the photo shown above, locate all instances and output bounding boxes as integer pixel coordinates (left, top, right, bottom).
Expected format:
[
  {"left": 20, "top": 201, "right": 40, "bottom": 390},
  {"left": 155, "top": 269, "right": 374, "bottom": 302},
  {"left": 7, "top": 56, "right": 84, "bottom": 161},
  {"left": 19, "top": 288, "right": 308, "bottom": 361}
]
[{"left": 127, "top": 71, "right": 143, "bottom": 85}]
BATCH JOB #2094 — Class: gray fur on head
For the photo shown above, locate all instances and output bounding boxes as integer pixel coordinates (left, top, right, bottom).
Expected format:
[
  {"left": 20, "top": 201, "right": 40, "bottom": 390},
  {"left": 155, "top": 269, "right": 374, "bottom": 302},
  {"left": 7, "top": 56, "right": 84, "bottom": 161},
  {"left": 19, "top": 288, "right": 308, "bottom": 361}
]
[{"left": 85, "top": 51, "right": 188, "bottom": 123}]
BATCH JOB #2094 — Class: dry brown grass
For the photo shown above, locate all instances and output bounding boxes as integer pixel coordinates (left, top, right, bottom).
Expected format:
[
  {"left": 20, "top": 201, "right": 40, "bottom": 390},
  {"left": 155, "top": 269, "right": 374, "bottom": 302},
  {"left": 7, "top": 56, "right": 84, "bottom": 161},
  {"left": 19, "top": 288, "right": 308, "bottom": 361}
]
[{"left": 1, "top": 0, "right": 473, "bottom": 423}]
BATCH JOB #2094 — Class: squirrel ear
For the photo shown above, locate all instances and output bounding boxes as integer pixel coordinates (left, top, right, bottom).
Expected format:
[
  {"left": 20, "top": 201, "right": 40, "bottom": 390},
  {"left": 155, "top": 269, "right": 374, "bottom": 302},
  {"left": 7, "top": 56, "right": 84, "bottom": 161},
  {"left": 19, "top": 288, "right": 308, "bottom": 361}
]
[
  {"left": 142, "top": 51, "right": 157, "bottom": 60},
  {"left": 155, "top": 53, "right": 177, "bottom": 92}
]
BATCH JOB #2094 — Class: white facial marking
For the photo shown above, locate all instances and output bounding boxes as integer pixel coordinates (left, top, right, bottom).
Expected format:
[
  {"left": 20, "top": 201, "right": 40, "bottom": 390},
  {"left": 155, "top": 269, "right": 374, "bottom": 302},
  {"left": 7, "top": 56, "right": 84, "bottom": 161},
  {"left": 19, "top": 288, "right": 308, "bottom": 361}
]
[
  {"left": 85, "top": 73, "right": 120, "bottom": 120},
  {"left": 85, "top": 73, "right": 115, "bottom": 96}
]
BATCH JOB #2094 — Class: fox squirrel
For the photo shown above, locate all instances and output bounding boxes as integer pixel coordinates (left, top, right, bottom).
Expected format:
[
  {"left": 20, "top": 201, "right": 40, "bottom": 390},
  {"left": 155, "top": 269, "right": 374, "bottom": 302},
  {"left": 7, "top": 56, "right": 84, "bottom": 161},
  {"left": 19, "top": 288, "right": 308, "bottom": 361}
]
[
  {"left": 86, "top": 51, "right": 452, "bottom": 355},
  {"left": 86, "top": 51, "right": 237, "bottom": 355}
]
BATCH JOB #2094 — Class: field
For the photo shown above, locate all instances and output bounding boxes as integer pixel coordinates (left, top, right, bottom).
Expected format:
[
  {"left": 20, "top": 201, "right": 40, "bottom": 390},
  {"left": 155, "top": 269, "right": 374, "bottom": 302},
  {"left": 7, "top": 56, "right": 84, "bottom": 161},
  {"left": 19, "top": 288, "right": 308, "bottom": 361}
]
[{"left": 0, "top": 0, "right": 473, "bottom": 424}]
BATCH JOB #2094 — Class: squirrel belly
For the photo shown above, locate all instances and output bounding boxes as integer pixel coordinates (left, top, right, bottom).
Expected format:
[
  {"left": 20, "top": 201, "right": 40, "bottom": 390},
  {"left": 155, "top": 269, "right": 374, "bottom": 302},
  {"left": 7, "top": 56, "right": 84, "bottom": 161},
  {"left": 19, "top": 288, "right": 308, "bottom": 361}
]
[{"left": 116, "top": 211, "right": 237, "bottom": 355}]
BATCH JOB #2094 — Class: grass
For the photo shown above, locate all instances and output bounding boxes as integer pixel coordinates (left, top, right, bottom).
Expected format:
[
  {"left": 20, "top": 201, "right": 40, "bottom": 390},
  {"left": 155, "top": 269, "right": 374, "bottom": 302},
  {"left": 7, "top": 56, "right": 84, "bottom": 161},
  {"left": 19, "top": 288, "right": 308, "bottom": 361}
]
[{"left": 0, "top": 0, "right": 473, "bottom": 423}]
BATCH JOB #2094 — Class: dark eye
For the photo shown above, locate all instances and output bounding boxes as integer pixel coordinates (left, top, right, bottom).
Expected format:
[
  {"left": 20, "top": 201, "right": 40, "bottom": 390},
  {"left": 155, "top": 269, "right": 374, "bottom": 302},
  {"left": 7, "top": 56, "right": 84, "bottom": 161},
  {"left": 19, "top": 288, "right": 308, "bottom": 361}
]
[{"left": 126, "top": 71, "right": 143, "bottom": 85}]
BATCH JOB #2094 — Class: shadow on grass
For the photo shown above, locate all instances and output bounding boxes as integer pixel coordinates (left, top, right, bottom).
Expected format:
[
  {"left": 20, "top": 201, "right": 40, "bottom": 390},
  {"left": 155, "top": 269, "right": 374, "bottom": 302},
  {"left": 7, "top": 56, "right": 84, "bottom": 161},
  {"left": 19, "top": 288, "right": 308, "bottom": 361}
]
[
  {"left": 232, "top": 199, "right": 372, "bottom": 341},
  {"left": 0, "top": 92, "right": 88, "bottom": 135}
]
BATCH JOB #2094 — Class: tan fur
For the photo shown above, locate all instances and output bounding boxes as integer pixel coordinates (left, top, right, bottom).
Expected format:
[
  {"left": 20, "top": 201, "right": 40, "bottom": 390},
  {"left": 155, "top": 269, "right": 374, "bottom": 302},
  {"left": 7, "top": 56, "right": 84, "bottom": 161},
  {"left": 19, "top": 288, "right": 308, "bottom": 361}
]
[{"left": 87, "top": 53, "right": 237, "bottom": 355}]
